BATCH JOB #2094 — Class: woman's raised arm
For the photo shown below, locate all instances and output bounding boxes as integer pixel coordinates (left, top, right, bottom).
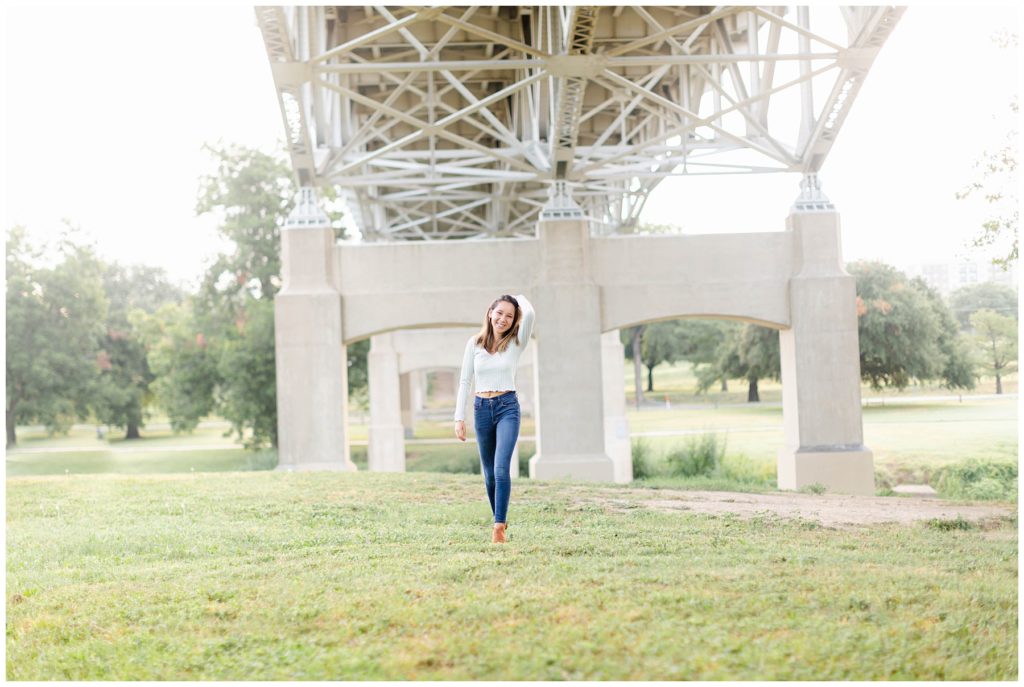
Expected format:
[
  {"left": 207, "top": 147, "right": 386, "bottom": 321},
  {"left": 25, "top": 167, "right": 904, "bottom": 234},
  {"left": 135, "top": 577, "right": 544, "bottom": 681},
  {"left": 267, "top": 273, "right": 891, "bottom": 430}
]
[{"left": 514, "top": 294, "right": 534, "bottom": 350}]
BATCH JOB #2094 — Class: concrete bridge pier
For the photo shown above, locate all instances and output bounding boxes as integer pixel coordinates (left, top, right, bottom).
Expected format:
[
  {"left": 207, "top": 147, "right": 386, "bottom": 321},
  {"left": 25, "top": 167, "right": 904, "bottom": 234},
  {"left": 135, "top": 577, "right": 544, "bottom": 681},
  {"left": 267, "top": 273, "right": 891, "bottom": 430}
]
[
  {"left": 777, "top": 183, "right": 874, "bottom": 495},
  {"left": 399, "top": 371, "right": 422, "bottom": 439},
  {"left": 274, "top": 188, "right": 354, "bottom": 472},
  {"left": 528, "top": 218, "right": 616, "bottom": 482},
  {"left": 368, "top": 332, "right": 407, "bottom": 472},
  {"left": 602, "top": 330, "right": 633, "bottom": 483}
]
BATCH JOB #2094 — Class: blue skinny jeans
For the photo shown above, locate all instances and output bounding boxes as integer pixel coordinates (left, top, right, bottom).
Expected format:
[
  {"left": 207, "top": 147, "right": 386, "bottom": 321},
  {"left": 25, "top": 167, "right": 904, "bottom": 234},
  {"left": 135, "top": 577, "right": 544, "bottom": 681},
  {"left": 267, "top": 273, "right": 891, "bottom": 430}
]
[{"left": 473, "top": 391, "right": 520, "bottom": 524}]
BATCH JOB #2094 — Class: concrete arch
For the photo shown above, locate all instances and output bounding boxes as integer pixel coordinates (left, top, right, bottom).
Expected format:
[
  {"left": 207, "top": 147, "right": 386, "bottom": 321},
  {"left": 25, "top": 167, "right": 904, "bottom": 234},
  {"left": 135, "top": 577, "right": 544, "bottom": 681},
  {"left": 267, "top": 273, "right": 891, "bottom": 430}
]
[
  {"left": 342, "top": 322, "right": 478, "bottom": 348},
  {"left": 592, "top": 232, "right": 794, "bottom": 332},
  {"left": 365, "top": 326, "right": 539, "bottom": 475},
  {"left": 335, "top": 237, "right": 540, "bottom": 344},
  {"left": 607, "top": 313, "right": 788, "bottom": 334}
]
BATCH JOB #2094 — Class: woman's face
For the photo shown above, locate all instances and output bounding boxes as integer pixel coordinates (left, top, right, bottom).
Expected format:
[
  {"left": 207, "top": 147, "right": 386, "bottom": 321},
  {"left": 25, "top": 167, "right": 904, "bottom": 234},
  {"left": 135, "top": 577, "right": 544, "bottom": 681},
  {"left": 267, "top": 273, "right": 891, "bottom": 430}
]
[{"left": 490, "top": 301, "right": 516, "bottom": 335}]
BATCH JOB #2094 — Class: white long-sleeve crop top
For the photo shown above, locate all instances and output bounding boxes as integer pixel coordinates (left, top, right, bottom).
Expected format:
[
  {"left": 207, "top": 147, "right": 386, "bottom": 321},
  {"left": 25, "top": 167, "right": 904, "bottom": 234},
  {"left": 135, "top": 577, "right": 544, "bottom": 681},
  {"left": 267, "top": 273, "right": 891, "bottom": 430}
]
[{"left": 453, "top": 294, "right": 535, "bottom": 422}]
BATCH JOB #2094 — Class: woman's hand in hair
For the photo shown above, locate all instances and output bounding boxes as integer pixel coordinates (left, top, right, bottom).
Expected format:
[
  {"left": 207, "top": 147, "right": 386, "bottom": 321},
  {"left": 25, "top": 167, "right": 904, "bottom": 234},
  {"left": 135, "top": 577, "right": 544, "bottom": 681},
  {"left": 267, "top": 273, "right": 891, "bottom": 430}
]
[{"left": 454, "top": 420, "right": 466, "bottom": 442}]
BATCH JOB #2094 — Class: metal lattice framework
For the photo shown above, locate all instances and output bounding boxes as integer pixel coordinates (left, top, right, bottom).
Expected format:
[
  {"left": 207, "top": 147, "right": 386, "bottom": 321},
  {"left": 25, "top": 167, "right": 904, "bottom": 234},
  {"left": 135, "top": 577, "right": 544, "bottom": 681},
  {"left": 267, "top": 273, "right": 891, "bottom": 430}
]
[{"left": 256, "top": 5, "right": 904, "bottom": 239}]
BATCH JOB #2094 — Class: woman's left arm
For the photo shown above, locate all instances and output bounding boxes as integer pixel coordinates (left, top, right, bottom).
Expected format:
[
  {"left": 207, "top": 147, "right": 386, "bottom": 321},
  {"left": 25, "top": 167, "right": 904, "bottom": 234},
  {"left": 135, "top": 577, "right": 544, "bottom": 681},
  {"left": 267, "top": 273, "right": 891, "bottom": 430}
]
[{"left": 515, "top": 294, "right": 535, "bottom": 349}]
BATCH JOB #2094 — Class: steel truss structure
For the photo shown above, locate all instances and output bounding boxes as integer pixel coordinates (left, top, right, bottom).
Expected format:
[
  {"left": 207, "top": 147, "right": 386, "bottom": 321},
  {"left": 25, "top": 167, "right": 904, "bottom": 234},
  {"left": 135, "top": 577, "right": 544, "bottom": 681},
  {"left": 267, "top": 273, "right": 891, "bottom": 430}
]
[{"left": 256, "top": 5, "right": 904, "bottom": 240}]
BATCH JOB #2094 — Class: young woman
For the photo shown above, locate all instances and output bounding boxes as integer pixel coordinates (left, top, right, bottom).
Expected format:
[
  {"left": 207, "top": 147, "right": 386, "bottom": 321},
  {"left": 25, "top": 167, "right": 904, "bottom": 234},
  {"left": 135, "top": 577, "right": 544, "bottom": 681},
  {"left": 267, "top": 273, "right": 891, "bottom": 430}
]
[{"left": 453, "top": 293, "right": 535, "bottom": 544}]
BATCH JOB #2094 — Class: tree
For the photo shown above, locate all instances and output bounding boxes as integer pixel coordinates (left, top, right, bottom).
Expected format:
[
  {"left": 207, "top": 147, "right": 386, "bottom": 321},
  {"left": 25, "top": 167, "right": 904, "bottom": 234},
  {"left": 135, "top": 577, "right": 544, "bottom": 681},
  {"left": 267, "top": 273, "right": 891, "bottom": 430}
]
[
  {"left": 970, "top": 309, "right": 1017, "bottom": 394},
  {"left": 676, "top": 319, "right": 737, "bottom": 391},
  {"left": 956, "top": 27, "right": 1018, "bottom": 271},
  {"left": 195, "top": 142, "right": 296, "bottom": 305},
  {"left": 92, "top": 264, "right": 183, "bottom": 439},
  {"left": 949, "top": 282, "right": 1018, "bottom": 330},
  {"left": 160, "top": 142, "right": 351, "bottom": 448},
  {"left": 849, "top": 261, "right": 973, "bottom": 390},
  {"left": 912, "top": 277, "right": 977, "bottom": 390},
  {"left": 346, "top": 339, "right": 371, "bottom": 394},
  {"left": 6, "top": 227, "right": 107, "bottom": 446},
  {"left": 622, "top": 325, "right": 647, "bottom": 408},
  {"left": 131, "top": 301, "right": 219, "bottom": 434},
  {"left": 639, "top": 320, "right": 687, "bottom": 392},
  {"left": 698, "top": 324, "right": 779, "bottom": 402},
  {"left": 214, "top": 298, "right": 278, "bottom": 447}
]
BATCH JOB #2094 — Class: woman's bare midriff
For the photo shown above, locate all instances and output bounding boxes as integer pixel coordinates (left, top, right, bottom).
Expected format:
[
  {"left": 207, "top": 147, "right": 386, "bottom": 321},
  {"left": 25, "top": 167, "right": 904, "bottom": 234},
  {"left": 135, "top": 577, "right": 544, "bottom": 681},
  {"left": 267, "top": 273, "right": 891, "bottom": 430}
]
[{"left": 476, "top": 390, "right": 513, "bottom": 398}]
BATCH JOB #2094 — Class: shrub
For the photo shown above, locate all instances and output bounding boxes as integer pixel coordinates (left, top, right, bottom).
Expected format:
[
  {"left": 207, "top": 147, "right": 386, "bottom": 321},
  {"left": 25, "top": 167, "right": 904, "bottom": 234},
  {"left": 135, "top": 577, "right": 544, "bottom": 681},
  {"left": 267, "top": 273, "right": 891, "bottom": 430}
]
[
  {"left": 631, "top": 438, "right": 657, "bottom": 480},
  {"left": 665, "top": 433, "right": 725, "bottom": 478},
  {"left": 719, "top": 453, "right": 775, "bottom": 485},
  {"left": 934, "top": 460, "right": 1017, "bottom": 501}
]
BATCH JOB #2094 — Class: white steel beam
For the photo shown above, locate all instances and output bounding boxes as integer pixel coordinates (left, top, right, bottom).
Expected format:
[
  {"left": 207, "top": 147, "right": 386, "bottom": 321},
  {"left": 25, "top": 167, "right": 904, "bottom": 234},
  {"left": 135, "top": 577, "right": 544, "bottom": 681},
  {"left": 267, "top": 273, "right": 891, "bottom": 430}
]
[{"left": 256, "top": 5, "right": 905, "bottom": 239}]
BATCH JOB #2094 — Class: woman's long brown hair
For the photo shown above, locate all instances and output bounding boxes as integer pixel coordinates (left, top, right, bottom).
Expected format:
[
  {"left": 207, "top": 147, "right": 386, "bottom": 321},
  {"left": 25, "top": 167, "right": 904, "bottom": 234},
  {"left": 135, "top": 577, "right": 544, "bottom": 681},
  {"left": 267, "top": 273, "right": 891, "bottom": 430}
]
[{"left": 474, "top": 295, "right": 522, "bottom": 354}]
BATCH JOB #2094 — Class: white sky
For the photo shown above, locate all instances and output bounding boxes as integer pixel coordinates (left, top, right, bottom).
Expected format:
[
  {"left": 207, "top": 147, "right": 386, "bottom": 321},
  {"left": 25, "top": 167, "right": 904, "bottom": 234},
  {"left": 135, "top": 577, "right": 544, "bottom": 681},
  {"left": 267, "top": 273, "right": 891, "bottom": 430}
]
[{"left": 2, "top": 3, "right": 1021, "bottom": 288}]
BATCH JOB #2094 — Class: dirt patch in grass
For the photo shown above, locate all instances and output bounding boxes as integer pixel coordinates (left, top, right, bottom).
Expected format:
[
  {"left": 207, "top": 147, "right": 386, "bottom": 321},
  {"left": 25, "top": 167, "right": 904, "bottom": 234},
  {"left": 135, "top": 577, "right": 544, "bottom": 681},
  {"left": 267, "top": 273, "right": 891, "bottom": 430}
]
[{"left": 564, "top": 486, "right": 1014, "bottom": 529}]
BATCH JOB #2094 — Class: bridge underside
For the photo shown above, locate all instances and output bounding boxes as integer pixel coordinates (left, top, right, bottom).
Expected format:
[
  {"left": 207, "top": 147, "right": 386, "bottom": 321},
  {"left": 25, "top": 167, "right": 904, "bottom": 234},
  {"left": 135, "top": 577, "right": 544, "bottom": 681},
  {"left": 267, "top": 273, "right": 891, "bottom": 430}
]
[{"left": 256, "top": 5, "right": 904, "bottom": 239}]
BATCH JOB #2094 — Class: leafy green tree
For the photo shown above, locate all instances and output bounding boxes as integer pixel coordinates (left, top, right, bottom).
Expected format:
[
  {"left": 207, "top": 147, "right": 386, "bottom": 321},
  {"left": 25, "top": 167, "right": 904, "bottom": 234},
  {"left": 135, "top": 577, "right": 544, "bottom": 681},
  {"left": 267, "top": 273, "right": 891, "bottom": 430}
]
[
  {"left": 676, "top": 319, "right": 738, "bottom": 391},
  {"left": 131, "top": 301, "right": 219, "bottom": 434},
  {"left": 639, "top": 320, "right": 688, "bottom": 392},
  {"left": 913, "top": 277, "right": 976, "bottom": 390},
  {"left": 621, "top": 325, "right": 647, "bottom": 408},
  {"left": 697, "top": 324, "right": 779, "bottom": 402},
  {"left": 346, "top": 339, "right": 371, "bottom": 393},
  {"left": 6, "top": 227, "right": 107, "bottom": 446},
  {"left": 149, "top": 142, "right": 353, "bottom": 448},
  {"left": 92, "top": 264, "right": 184, "bottom": 439},
  {"left": 948, "top": 282, "right": 1018, "bottom": 329},
  {"left": 970, "top": 309, "right": 1017, "bottom": 394},
  {"left": 849, "top": 261, "right": 971, "bottom": 390},
  {"left": 190, "top": 144, "right": 297, "bottom": 447},
  {"left": 214, "top": 298, "right": 278, "bottom": 447}
]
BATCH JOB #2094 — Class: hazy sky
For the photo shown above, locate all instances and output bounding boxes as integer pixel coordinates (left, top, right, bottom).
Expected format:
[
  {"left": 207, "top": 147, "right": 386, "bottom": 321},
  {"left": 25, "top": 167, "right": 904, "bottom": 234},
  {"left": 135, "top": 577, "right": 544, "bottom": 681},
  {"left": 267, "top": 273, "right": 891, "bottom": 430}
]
[{"left": 2, "top": 3, "right": 1020, "bottom": 287}]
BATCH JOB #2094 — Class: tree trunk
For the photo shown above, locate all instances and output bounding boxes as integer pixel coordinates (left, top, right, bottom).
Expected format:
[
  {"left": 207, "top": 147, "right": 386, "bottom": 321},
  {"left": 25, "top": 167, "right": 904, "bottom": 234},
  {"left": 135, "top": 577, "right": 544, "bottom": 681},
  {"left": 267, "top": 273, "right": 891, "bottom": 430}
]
[
  {"left": 646, "top": 365, "right": 654, "bottom": 392},
  {"left": 6, "top": 406, "right": 16, "bottom": 448},
  {"left": 632, "top": 327, "right": 645, "bottom": 409},
  {"left": 125, "top": 422, "right": 141, "bottom": 440},
  {"left": 747, "top": 378, "right": 760, "bottom": 403},
  {"left": 720, "top": 379, "right": 728, "bottom": 392},
  {"left": 996, "top": 373, "right": 1003, "bottom": 395}
]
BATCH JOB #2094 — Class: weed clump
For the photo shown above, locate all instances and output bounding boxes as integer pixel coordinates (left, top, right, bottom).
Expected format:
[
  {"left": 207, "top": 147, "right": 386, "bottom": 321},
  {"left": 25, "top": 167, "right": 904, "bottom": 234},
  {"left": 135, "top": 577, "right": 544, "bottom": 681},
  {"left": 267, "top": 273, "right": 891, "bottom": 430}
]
[
  {"left": 665, "top": 433, "right": 726, "bottom": 478},
  {"left": 934, "top": 460, "right": 1017, "bottom": 501},
  {"left": 631, "top": 438, "right": 656, "bottom": 480},
  {"left": 926, "top": 516, "right": 975, "bottom": 531},
  {"left": 630, "top": 435, "right": 774, "bottom": 489}
]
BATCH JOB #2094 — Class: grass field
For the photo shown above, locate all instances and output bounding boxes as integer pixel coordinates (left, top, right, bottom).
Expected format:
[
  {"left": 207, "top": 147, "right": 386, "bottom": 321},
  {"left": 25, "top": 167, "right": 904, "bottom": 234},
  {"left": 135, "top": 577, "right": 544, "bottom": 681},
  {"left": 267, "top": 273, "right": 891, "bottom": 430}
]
[
  {"left": 621, "top": 360, "right": 1018, "bottom": 406},
  {"left": 8, "top": 397, "right": 1016, "bottom": 495},
  {"left": 6, "top": 471, "right": 1017, "bottom": 680}
]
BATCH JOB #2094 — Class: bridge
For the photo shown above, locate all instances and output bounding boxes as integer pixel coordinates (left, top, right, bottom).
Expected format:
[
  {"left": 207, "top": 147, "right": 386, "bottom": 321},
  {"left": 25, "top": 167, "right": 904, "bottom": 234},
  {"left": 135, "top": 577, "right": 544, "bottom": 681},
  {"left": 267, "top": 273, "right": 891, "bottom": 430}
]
[{"left": 256, "top": 5, "right": 905, "bottom": 494}]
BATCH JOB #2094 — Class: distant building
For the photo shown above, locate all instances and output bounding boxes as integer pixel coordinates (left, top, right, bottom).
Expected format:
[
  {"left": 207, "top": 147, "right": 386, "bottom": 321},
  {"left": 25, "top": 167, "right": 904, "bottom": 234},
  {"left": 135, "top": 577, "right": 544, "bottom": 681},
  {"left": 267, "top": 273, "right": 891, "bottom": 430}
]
[{"left": 904, "top": 259, "right": 1017, "bottom": 296}]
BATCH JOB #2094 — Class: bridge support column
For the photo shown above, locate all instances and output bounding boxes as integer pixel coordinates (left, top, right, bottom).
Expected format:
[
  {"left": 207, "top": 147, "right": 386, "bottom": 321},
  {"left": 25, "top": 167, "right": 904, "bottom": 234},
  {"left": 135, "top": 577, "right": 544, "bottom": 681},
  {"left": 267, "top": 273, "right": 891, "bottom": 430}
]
[
  {"left": 777, "top": 178, "right": 873, "bottom": 495},
  {"left": 368, "top": 332, "right": 406, "bottom": 472},
  {"left": 602, "top": 330, "right": 633, "bottom": 483},
  {"left": 529, "top": 216, "right": 615, "bottom": 482},
  {"left": 400, "top": 372, "right": 415, "bottom": 439},
  {"left": 274, "top": 188, "right": 354, "bottom": 471}
]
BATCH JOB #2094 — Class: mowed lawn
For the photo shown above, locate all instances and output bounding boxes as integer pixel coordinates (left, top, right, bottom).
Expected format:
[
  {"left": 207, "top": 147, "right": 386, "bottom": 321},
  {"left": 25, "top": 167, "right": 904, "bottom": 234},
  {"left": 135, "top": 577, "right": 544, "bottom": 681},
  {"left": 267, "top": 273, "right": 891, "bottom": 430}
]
[
  {"left": 6, "top": 471, "right": 1017, "bottom": 680},
  {"left": 7, "top": 398, "right": 1016, "bottom": 488}
]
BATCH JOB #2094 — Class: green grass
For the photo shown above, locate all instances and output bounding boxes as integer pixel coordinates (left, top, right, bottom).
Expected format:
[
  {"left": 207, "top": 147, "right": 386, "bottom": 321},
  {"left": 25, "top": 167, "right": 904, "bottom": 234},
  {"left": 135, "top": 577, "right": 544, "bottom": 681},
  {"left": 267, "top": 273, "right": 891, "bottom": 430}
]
[
  {"left": 625, "top": 360, "right": 1017, "bottom": 405},
  {"left": 5, "top": 449, "right": 276, "bottom": 476},
  {"left": 9, "top": 399, "right": 1016, "bottom": 500},
  {"left": 6, "top": 471, "right": 1017, "bottom": 680}
]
